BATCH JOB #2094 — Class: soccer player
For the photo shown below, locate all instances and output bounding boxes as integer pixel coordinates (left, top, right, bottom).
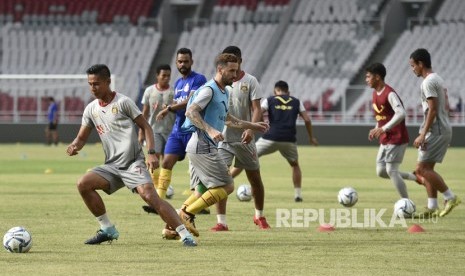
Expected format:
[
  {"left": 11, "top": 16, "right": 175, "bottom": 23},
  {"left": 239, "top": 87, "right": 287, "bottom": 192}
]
[
  {"left": 365, "top": 62, "right": 419, "bottom": 199},
  {"left": 45, "top": 97, "right": 59, "bottom": 145},
  {"left": 232, "top": 80, "right": 318, "bottom": 202},
  {"left": 66, "top": 64, "right": 197, "bottom": 246},
  {"left": 212, "top": 46, "right": 270, "bottom": 231},
  {"left": 138, "top": 64, "right": 175, "bottom": 198},
  {"left": 178, "top": 53, "right": 269, "bottom": 237},
  {"left": 408, "top": 48, "right": 460, "bottom": 217},
  {"left": 142, "top": 48, "right": 207, "bottom": 205}
]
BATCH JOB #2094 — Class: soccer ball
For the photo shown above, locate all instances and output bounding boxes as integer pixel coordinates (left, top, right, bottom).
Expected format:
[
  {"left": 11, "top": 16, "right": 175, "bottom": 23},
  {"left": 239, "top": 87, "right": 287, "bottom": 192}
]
[
  {"left": 3, "top": 227, "right": 32, "bottom": 253},
  {"left": 394, "top": 198, "right": 416, "bottom": 218},
  {"left": 236, "top": 184, "right": 252, "bottom": 201},
  {"left": 337, "top": 187, "right": 358, "bottom": 207},
  {"left": 166, "top": 185, "right": 174, "bottom": 199}
]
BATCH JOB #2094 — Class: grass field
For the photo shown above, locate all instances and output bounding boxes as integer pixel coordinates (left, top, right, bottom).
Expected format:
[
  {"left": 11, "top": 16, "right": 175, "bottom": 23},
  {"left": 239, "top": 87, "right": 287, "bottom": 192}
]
[{"left": 1, "top": 144, "right": 464, "bottom": 275}]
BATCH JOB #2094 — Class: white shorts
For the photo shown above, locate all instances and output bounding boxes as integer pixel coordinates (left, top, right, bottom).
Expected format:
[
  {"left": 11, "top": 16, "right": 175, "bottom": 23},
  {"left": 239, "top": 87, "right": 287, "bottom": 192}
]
[{"left": 91, "top": 158, "right": 152, "bottom": 195}]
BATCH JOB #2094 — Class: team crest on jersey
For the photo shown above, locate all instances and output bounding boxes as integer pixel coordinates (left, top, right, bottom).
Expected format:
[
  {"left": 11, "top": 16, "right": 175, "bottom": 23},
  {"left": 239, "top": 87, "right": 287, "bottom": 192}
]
[
  {"left": 240, "top": 83, "right": 249, "bottom": 93},
  {"left": 111, "top": 105, "right": 118, "bottom": 114},
  {"left": 92, "top": 112, "right": 99, "bottom": 119}
]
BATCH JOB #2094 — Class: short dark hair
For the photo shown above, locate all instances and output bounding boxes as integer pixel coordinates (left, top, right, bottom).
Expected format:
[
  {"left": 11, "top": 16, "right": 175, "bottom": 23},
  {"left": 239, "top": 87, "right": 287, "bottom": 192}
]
[
  {"left": 222, "top": 46, "right": 242, "bottom": 58},
  {"left": 274, "top": 80, "right": 289, "bottom": 92},
  {"left": 366, "top": 62, "right": 386, "bottom": 81},
  {"left": 215, "top": 53, "right": 239, "bottom": 67},
  {"left": 410, "top": 48, "right": 431, "bottom": 68},
  {"left": 86, "top": 64, "right": 111, "bottom": 78},
  {"left": 156, "top": 64, "right": 171, "bottom": 75},
  {"left": 177, "top": 48, "right": 192, "bottom": 58}
]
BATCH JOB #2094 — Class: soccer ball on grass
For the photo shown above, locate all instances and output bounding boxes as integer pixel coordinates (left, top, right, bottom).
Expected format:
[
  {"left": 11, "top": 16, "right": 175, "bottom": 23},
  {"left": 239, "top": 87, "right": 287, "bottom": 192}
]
[
  {"left": 3, "top": 227, "right": 32, "bottom": 253},
  {"left": 394, "top": 198, "right": 416, "bottom": 218},
  {"left": 236, "top": 184, "right": 252, "bottom": 201},
  {"left": 337, "top": 187, "right": 358, "bottom": 207}
]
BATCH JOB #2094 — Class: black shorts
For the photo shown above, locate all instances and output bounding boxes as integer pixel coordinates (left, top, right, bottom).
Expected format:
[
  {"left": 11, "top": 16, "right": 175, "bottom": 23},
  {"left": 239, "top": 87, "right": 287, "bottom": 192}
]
[{"left": 48, "top": 122, "right": 58, "bottom": 130}]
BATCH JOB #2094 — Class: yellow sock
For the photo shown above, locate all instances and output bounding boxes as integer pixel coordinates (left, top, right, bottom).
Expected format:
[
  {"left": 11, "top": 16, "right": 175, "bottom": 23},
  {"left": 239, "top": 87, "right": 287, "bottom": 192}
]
[
  {"left": 182, "top": 193, "right": 199, "bottom": 210},
  {"left": 151, "top": 168, "right": 160, "bottom": 189},
  {"left": 157, "top": 168, "right": 172, "bottom": 199},
  {"left": 186, "top": 187, "right": 228, "bottom": 214}
]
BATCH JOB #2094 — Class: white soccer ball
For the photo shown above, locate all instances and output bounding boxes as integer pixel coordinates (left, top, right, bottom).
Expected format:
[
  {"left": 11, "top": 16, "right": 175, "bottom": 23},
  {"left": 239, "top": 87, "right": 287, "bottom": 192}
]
[
  {"left": 394, "top": 198, "right": 416, "bottom": 218},
  {"left": 3, "top": 227, "right": 32, "bottom": 253},
  {"left": 236, "top": 184, "right": 252, "bottom": 202},
  {"left": 337, "top": 187, "right": 358, "bottom": 207},
  {"left": 166, "top": 185, "right": 174, "bottom": 199}
]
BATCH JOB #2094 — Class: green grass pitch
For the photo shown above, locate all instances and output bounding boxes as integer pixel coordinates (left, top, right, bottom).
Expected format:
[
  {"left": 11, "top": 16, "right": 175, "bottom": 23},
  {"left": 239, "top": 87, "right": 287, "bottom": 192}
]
[{"left": 1, "top": 144, "right": 464, "bottom": 275}]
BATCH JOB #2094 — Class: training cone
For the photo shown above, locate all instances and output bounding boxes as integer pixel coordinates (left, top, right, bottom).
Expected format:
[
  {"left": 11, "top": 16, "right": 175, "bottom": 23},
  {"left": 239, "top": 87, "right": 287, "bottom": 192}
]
[
  {"left": 44, "top": 168, "right": 53, "bottom": 174},
  {"left": 407, "top": 224, "right": 425, "bottom": 233},
  {"left": 318, "top": 223, "right": 335, "bottom": 232}
]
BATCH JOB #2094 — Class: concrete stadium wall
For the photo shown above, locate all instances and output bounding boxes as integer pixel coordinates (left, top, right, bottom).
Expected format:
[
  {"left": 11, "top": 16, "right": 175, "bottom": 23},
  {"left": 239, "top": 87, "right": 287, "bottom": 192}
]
[{"left": 1, "top": 124, "right": 464, "bottom": 147}]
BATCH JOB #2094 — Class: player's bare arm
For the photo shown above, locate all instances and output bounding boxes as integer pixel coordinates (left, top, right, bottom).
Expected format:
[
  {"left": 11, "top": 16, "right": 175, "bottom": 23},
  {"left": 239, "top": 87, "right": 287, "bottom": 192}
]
[
  {"left": 241, "top": 98, "right": 263, "bottom": 144},
  {"left": 138, "top": 104, "right": 150, "bottom": 143},
  {"left": 414, "top": 97, "right": 438, "bottom": 148},
  {"left": 134, "top": 115, "right": 159, "bottom": 171},
  {"left": 225, "top": 113, "right": 269, "bottom": 133},
  {"left": 300, "top": 111, "right": 318, "bottom": 146},
  {"left": 66, "top": 125, "right": 92, "bottom": 156},
  {"left": 186, "top": 102, "right": 224, "bottom": 142}
]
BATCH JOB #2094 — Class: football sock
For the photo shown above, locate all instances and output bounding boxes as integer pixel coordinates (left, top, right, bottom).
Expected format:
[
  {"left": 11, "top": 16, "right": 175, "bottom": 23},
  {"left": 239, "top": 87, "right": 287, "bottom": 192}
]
[
  {"left": 294, "top": 188, "right": 302, "bottom": 198},
  {"left": 428, "top": 198, "right": 439, "bottom": 209},
  {"left": 255, "top": 209, "right": 263, "bottom": 218},
  {"left": 176, "top": 224, "right": 190, "bottom": 240},
  {"left": 96, "top": 213, "right": 113, "bottom": 229},
  {"left": 182, "top": 193, "right": 199, "bottom": 210},
  {"left": 186, "top": 187, "right": 228, "bottom": 214},
  {"left": 157, "top": 168, "right": 172, "bottom": 199},
  {"left": 217, "top": 214, "right": 227, "bottom": 226},
  {"left": 151, "top": 168, "right": 160, "bottom": 188},
  {"left": 386, "top": 163, "right": 409, "bottom": 198},
  {"left": 443, "top": 189, "right": 455, "bottom": 201}
]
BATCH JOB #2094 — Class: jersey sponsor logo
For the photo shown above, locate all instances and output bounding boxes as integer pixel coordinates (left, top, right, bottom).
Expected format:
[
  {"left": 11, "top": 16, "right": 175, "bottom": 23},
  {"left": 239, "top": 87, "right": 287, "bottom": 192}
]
[
  {"left": 183, "top": 83, "right": 190, "bottom": 93},
  {"left": 375, "top": 115, "right": 387, "bottom": 121},
  {"left": 96, "top": 124, "right": 105, "bottom": 135},
  {"left": 275, "top": 104, "right": 293, "bottom": 110}
]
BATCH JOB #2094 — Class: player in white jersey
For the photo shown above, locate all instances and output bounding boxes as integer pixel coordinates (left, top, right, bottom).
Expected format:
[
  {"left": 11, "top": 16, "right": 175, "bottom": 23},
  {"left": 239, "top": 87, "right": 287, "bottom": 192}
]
[
  {"left": 138, "top": 64, "right": 175, "bottom": 198},
  {"left": 66, "top": 64, "right": 197, "bottom": 246},
  {"left": 409, "top": 48, "right": 460, "bottom": 218},
  {"left": 213, "top": 46, "right": 270, "bottom": 231}
]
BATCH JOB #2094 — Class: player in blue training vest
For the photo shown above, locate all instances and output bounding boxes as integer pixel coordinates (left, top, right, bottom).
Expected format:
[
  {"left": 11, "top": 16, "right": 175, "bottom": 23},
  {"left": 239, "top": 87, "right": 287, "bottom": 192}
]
[{"left": 232, "top": 80, "right": 318, "bottom": 202}]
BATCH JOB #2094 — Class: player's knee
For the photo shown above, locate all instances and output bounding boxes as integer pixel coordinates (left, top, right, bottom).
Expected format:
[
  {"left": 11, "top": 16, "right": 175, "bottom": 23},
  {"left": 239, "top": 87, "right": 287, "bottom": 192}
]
[{"left": 376, "top": 167, "right": 389, "bottom": 178}]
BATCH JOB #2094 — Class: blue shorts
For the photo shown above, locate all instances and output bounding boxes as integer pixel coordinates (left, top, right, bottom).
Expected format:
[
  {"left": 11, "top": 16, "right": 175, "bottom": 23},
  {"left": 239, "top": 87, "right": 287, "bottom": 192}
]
[{"left": 164, "top": 131, "right": 192, "bottom": 161}]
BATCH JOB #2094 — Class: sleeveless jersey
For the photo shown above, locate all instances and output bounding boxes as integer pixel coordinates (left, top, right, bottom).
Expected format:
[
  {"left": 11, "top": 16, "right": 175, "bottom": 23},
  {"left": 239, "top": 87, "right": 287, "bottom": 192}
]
[
  {"left": 372, "top": 85, "right": 409, "bottom": 145},
  {"left": 262, "top": 94, "right": 301, "bottom": 142}
]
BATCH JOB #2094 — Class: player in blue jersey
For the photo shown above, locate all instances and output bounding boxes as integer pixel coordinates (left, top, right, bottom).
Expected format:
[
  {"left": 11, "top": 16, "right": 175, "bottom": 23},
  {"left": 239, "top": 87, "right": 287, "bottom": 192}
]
[
  {"left": 232, "top": 80, "right": 318, "bottom": 202},
  {"left": 142, "top": 48, "right": 207, "bottom": 215},
  {"left": 177, "top": 53, "right": 269, "bottom": 236}
]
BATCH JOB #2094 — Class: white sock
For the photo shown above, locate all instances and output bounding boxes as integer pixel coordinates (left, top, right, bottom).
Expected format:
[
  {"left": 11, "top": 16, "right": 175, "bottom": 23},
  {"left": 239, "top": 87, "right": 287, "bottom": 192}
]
[
  {"left": 255, "top": 209, "right": 263, "bottom": 218},
  {"left": 176, "top": 225, "right": 190, "bottom": 240},
  {"left": 427, "top": 198, "right": 438, "bottom": 209},
  {"left": 217, "top": 214, "right": 227, "bottom": 226},
  {"left": 294, "top": 188, "right": 302, "bottom": 198},
  {"left": 96, "top": 213, "right": 113, "bottom": 229},
  {"left": 443, "top": 189, "right": 455, "bottom": 201}
]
